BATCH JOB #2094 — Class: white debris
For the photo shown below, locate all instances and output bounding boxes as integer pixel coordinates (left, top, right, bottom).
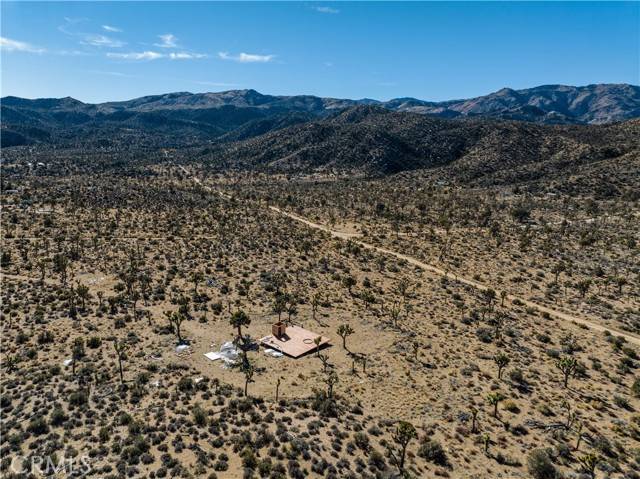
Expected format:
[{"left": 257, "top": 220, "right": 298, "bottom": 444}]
[
  {"left": 264, "top": 348, "right": 283, "bottom": 358},
  {"left": 203, "top": 341, "right": 239, "bottom": 366},
  {"left": 175, "top": 344, "right": 190, "bottom": 353},
  {"left": 63, "top": 359, "right": 73, "bottom": 367}
]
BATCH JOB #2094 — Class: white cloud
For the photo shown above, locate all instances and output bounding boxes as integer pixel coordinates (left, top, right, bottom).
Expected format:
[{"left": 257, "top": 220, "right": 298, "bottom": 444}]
[
  {"left": 0, "top": 36, "right": 45, "bottom": 53},
  {"left": 313, "top": 6, "right": 340, "bottom": 14},
  {"left": 155, "top": 33, "right": 178, "bottom": 48},
  {"left": 82, "top": 34, "right": 126, "bottom": 48},
  {"left": 58, "top": 17, "right": 87, "bottom": 35},
  {"left": 107, "top": 51, "right": 163, "bottom": 61},
  {"left": 168, "top": 52, "right": 207, "bottom": 60},
  {"left": 218, "top": 52, "right": 275, "bottom": 63},
  {"left": 102, "top": 25, "right": 122, "bottom": 33},
  {"left": 107, "top": 50, "right": 206, "bottom": 61},
  {"left": 56, "top": 49, "right": 91, "bottom": 57}
]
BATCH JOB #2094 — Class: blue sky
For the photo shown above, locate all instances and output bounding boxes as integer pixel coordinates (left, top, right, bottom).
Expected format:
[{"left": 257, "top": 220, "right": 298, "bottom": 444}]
[{"left": 1, "top": 1, "right": 638, "bottom": 103}]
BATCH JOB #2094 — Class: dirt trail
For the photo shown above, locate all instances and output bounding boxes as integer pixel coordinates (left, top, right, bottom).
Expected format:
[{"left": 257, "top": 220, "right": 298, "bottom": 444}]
[{"left": 177, "top": 164, "right": 640, "bottom": 347}]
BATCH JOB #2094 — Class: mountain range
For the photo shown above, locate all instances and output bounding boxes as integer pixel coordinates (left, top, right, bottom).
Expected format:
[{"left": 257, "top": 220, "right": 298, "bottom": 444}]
[{"left": 2, "top": 83, "right": 639, "bottom": 149}]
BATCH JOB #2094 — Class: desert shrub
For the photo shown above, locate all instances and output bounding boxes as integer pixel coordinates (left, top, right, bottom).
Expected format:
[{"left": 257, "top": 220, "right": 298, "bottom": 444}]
[
  {"left": 536, "top": 333, "right": 551, "bottom": 343},
  {"left": 353, "top": 432, "right": 370, "bottom": 451},
  {"left": 50, "top": 406, "right": 67, "bottom": 426},
  {"left": 593, "top": 435, "right": 615, "bottom": 457},
  {"left": 537, "top": 404, "right": 554, "bottom": 416},
  {"left": 632, "top": 377, "right": 640, "bottom": 398},
  {"left": 37, "top": 330, "right": 54, "bottom": 344},
  {"left": 241, "top": 448, "right": 257, "bottom": 469},
  {"left": 99, "top": 427, "right": 111, "bottom": 443},
  {"left": 527, "top": 449, "right": 557, "bottom": 479},
  {"left": 475, "top": 327, "right": 493, "bottom": 343},
  {"left": 177, "top": 377, "right": 194, "bottom": 392},
  {"left": 509, "top": 368, "right": 525, "bottom": 384},
  {"left": 418, "top": 439, "right": 447, "bottom": 466},
  {"left": 192, "top": 404, "right": 207, "bottom": 427},
  {"left": 613, "top": 395, "right": 630, "bottom": 410},
  {"left": 367, "top": 449, "right": 386, "bottom": 470},
  {"left": 69, "top": 390, "right": 88, "bottom": 406},
  {"left": 27, "top": 416, "right": 49, "bottom": 435},
  {"left": 87, "top": 336, "right": 102, "bottom": 348}
]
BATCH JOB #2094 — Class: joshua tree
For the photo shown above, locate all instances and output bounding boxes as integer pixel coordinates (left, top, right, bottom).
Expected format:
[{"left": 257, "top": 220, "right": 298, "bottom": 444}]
[
  {"left": 500, "top": 290, "right": 507, "bottom": 307},
  {"left": 493, "top": 311, "right": 508, "bottom": 345},
  {"left": 389, "top": 421, "right": 416, "bottom": 474},
  {"left": 275, "top": 376, "right": 282, "bottom": 402},
  {"left": 71, "top": 338, "right": 85, "bottom": 376},
  {"left": 76, "top": 283, "right": 91, "bottom": 311},
  {"left": 191, "top": 271, "right": 204, "bottom": 295},
  {"left": 342, "top": 275, "right": 356, "bottom": 295},
  {"left": 577, "top": 453, "right": 600, "bottom": 479},
  {"left": 395, "top": 278, "right": 412, "bottom": 305},
  {"left": 360, "top": 290, "right": 375, "bottom": 309},
  {"left": 313, "top": 336, "right": 323, "bottom": 357},
  {"left": 359, "top": 354, "right": 368, "bottom": 374},
  {"left": 412, "top": 341, "right": 420, "bottom": 362},
  {"left": 470, "top": 406, "right": 479, "bottom": 433},
  {"left": 552, "top": 262, "right": 566, "bottom": 284},
  {"left": 483, "top": 288, "right": 497, "bottom": 310},
  {"left": 285, "top": 297, "right": 298, "bottom": 325},
  {"left": 97, "top": 291, "right": 104, "bottom": 310},
  {"left": 139, "top": 273, "right": 151, "bottom": 305},
  {"left": 311, "top": 292, "right": 322, "bottom": 320},
  {"left": 177, "top": 295, "right": 191, "bottom": 318},
  {"left": 486, "top": 392, "right": 505, "bottom": 418},
  {"left": 556, "top": 356, "right": 579, "bottom": 388},
  {"left": 337, "top": 324, "right": 354, "bottom": 350},
  {"left": 130, "top": 290, "right": 140, "bottom": 316},
  {"left": 615, "top": 276, "right": 627, "bottom": 295},
  {"left": 389, "top": 301, "right": 401, "bottom": 328},
  {"left": 494, "top": 352, "right": 510, "bottom": 380},
  {"left": 575, "top": 279, "right": 592, "bottom": 298},
  {"left": 4, "top": 355, "right": 18, "bottom": 373},
  {"left": 37, "top": 259, "right": 47, "bottom": 283},
  {"left": 273, "top": 295, "right": 286, "bottom": 322},
  {"left": 318, "top": 352, "right": 330, "bottom": 373},
  {"left": 561, "top": 400, "right": 577, "bottom": 429},
  {"left": 323, "top": 371, "right": 338, "bottom": 399},
  {"left": 575, "top": 421, "right": 584, "bottom": 450},
  {"left": 113, "top": 339, "right": 127, "bottom": 384},
  {"left": 482, "top": 433, "right": 491, "bottom": 455},
  {"left": 241, "top": 358, "right": 255, "bottom": 397},
  {"left": 164, "top": 310, "right": 186, "bottom": 344},
  {"left": 230, "top": 310, "right": 251, "bottom": 344},
  {"left": 53, "top": 253, "right": 69, "bottom": 285}
]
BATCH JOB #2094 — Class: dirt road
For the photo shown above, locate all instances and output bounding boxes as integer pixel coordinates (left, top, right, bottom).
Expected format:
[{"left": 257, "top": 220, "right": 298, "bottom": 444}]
[{"left": 176, "top": 164, "right": 640, "bottom": 346}]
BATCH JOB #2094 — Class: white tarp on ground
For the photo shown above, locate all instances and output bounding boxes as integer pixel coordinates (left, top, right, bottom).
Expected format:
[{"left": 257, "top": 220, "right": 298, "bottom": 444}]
[
  {"left": 263, "top": 348, "right": 283, "bottom": 358},
  {"left": 204, "top": 341, "right": 239, "bottom": 366}
]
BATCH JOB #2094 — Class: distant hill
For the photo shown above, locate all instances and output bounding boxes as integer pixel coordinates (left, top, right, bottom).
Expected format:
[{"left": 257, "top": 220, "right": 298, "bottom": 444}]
[
  {"left": 205, "top": 106, "right": 640, "bottom": 177},
  {"left": 384, "top": 84, "right": 640, "bottom": 124},
  {"left": 2, "top": 84, "right": 639, "bottom": 148}
]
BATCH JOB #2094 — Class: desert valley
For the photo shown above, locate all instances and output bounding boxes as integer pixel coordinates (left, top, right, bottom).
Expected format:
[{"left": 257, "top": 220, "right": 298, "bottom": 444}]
[{"left": 1, "top": 82, "right": 639, "bottom": 479}]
